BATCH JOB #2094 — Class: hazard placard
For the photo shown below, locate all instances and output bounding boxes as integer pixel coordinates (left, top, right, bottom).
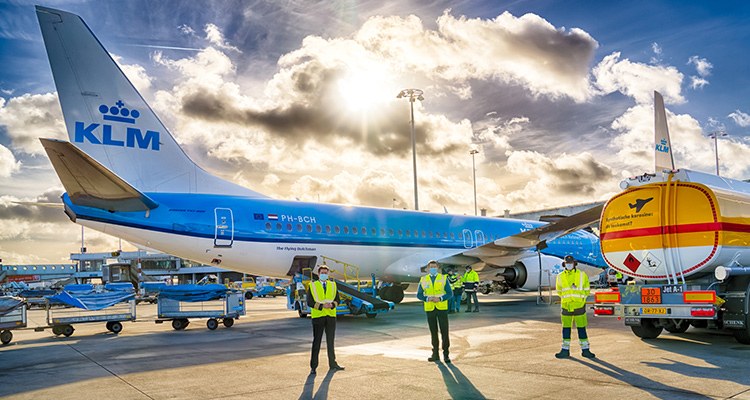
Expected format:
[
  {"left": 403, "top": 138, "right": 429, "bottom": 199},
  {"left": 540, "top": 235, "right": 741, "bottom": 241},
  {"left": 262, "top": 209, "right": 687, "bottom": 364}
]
[{"left": 623, "top": 253, "right": 641, "bottom": 273}]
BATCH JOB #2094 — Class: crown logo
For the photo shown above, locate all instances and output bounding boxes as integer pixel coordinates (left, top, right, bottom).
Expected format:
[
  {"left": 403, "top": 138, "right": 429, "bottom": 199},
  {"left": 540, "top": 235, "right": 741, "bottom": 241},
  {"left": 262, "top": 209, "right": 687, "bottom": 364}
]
[
  {"left": 99, "top": 100, "right": 140, "bottom": 124},
  {"left": 660, "top": 139, "right": 667, "bottom": 145}
]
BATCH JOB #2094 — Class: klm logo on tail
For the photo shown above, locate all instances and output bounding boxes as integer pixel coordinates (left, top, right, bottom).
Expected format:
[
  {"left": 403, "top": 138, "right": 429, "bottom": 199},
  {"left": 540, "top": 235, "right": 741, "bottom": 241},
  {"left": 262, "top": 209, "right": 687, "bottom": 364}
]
[
  {"left": 655, "top": 138, "right": 669, "bottom": 154},
  {"left": 74, "top": 101, "right": 160, "bottom": 150}
]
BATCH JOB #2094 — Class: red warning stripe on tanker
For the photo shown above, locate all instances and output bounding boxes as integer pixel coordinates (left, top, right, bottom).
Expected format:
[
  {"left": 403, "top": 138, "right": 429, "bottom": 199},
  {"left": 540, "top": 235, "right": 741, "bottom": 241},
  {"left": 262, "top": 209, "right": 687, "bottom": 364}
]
[{"left": 600, "top": 222, "right": 749, "bottom": 241}]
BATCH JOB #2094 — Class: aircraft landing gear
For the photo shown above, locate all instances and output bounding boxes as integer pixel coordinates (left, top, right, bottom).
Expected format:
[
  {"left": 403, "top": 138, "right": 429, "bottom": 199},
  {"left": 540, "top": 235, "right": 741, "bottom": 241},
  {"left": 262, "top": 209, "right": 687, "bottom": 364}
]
[{"left": 379, "top": 284, "right": 405, "bottom": 304}]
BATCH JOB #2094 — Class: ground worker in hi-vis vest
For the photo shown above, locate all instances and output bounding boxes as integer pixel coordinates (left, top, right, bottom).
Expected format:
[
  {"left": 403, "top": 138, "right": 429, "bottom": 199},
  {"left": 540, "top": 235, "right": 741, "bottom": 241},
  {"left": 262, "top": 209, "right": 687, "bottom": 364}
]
[
  {"left": 555, "top": 255, "right": 595, "bottom": 359},
  {"left": 308, "top": 265, "right": 345, "bottom": 375},
  {"left": 417, "top": 260, "right": 453, "bottom": 363}
]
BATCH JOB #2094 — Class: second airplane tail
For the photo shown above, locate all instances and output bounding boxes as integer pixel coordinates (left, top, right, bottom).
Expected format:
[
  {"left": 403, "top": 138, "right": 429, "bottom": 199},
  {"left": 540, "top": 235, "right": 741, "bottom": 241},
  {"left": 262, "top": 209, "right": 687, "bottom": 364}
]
[{"left": 36, "top": 6, "right": 264, "bottom": 197}]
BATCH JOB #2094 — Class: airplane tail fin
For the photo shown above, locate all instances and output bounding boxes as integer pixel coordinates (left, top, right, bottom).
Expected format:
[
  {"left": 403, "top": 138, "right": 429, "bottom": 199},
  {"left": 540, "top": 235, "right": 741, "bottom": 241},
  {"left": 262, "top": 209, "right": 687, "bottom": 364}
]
[
  {"left": 653, "top": 91, "right": 675, "bottom": 173},
  {"left": 40, "top": 138, "right": 158, "bottom": 212},
  {"left": 36, "top": 6, "right": 264, "bottom": 197}
]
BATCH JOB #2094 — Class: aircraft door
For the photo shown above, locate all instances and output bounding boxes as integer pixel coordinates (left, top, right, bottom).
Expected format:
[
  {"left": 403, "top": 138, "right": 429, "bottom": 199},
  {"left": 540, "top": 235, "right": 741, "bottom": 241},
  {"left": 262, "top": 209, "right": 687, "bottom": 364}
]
[
  {"left": 462, "top": 229, "right": 474, "bottom": 249},
  {"left": 214, "top": 208, "right": 234, "bottom": 247},
  {"left": 474, "top": 230, "right": 486, "bottom": 246}
]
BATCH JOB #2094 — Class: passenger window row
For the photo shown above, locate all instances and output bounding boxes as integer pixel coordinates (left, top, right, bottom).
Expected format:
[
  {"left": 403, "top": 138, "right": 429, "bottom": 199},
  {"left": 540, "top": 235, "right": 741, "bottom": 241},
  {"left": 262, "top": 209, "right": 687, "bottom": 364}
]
[{"left": 261, "top": 222, "right": 491, "bottom": 241}]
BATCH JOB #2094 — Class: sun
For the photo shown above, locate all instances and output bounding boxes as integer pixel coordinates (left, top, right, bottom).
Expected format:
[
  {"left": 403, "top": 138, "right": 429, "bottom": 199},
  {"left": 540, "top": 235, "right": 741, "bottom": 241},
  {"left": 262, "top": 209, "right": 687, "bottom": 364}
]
[{"left": 337, "top": 65, "right": 395, "bottom": 113}]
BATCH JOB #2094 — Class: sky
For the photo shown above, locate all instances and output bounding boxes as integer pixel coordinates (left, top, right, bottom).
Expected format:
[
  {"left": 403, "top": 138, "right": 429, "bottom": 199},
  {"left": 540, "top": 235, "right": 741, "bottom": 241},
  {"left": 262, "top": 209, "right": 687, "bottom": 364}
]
[{"left": 0, "top": 0, "right": 749, "bottom": 264}]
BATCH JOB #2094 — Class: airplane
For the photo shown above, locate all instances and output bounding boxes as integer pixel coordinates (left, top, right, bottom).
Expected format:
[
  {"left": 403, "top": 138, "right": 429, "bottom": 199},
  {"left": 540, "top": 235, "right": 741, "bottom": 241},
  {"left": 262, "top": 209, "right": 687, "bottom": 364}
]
[
  {"left": 628, "top": 197, "right": 653, "bottom": 213},
  {"left": 35, "top": 6, "right": 606, "bottom": 304}
]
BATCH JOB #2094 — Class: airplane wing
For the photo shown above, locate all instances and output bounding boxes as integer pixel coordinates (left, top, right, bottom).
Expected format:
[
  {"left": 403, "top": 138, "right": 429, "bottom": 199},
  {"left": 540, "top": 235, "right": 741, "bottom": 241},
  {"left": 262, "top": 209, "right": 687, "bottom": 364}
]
[
  {"left": 40, "top": 138, "right": 159, "bottom": 212},
  {"left": 439, "top": 204, "right": 603, "bottom": 265}
]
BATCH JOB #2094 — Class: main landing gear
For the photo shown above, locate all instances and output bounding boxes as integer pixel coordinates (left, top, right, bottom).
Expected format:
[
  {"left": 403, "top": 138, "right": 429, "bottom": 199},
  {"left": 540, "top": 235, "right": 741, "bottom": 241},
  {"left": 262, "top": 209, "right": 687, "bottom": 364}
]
[{"left": 379, "top": 284, "right": 405, "bottom": 304}]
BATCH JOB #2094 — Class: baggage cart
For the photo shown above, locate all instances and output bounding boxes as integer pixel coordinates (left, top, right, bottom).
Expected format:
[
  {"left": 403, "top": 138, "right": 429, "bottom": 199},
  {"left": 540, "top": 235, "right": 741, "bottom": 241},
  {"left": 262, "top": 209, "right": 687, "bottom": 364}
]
[
  {"left": 0, "top": 302, "right": 27, "bottom": 345},
  {"left": 156, "top": 291, "right": 245, "bottom": 331},
  {"left": 37, "top": 299, "right": 137, "bottom": 337}
]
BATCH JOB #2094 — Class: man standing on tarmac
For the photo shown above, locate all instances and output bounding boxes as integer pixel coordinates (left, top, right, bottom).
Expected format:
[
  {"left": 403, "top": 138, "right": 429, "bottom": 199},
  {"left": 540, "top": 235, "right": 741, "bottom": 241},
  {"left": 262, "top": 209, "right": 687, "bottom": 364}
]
[
  {"left": 308, "top": 265, "right": 345, "bottom": 375},
  {"left": 555, "top": 255, "right": 595, "bottom": 359},
  {"left": 463, "top": 265, "right": 480, "bottom": 312},
  {"left": 417, "top": 260, "right": 453, "bottom": 363}
]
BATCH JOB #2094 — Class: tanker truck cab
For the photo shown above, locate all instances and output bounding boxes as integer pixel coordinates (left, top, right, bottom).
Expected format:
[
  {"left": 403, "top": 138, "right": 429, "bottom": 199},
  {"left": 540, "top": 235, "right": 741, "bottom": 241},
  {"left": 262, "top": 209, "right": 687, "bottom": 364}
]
[{"left": 594, "top": 91, "right": 750, "bottom": 345}]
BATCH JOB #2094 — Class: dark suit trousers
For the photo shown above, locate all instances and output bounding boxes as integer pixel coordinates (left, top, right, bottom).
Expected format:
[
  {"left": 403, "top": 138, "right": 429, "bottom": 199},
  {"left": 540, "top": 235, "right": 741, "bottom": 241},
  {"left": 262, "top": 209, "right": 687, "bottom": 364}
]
[
  {"left": 426, "top": 309, "right": 450, "bottom": 356},
  {"left": 310, "top": 316, "right": 337, "bottom": 369}
]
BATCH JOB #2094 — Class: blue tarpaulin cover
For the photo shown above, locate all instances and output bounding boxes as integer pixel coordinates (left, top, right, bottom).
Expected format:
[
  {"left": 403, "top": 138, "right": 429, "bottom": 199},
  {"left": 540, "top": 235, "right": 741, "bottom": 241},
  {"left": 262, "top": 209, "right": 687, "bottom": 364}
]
[
  {"left": 0, "top": 296, "right": 24, "bottom": 316},
  {"left": 104, "top": 282, "right": 135, "bottom": 292},
  {"left": 46, "top": 290, "right": 135, "bottom": 311},
  {"left": 158, "top": 284, "right": 229, "bottom": 302}
]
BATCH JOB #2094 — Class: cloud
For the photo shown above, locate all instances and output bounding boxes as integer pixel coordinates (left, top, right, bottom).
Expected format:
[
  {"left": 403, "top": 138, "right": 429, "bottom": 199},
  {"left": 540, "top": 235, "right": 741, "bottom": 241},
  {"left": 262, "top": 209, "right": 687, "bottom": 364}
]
[
  {"left": 0, "top": 93, "right": 65, "bottom": 154},
  {"left": 728, "top": 110, "right": 750, "bottom": 127},
  {"left": 650, "top": 42, "right": 663, "bottom": 65},
  {"left": 0, "top": 144, "right": 21, "bottom": 177},
  {"left": 353, "top": 11, "right": 598, "bottom": 102},
  {"left": 593, "top": 52, "right": 684, "bottom": 104},
  {"left": 112, "top": 55, "right": 153, "bottom": 92},
  {"left": 687, "top": 56, "right": 712, "bottom": 90},
  {"left": 688, "top": 56, "right": 712, "bottom": 77},
  {"left": 205, "top": 23, "right": 241, "bottom": 53}
]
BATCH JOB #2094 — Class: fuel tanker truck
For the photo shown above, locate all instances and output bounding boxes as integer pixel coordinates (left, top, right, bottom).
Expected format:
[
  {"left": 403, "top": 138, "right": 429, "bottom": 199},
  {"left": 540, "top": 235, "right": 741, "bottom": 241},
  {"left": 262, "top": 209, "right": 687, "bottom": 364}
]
[{"left": 593, "top": 92, "right": 750, "bottom": 344}]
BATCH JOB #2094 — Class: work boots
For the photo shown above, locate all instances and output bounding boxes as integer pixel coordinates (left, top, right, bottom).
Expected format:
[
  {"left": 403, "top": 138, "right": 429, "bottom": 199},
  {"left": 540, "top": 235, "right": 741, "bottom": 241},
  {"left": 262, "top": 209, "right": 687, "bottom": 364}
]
[
  {"left": 582, "top": 349, "right": 596, "bottom": 359},
  {"left": 554, "top": 349, "right": 570, "bottom": 359}
]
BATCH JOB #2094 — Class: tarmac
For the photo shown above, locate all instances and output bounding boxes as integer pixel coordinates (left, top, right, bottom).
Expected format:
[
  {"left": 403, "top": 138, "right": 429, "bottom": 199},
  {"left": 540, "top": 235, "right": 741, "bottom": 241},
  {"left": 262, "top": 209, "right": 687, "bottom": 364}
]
[{"left": 1, "top": 292, "right": 749, "bottom": 400}]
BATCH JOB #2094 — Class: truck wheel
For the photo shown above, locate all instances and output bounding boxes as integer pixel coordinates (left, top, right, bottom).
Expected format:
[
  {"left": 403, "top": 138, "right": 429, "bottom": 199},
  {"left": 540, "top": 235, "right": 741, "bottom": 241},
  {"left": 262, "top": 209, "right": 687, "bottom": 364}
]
[
  {"left": 52, "top": 325, "right": 64, "bottom": 336},
  {"left": 0, "top": 330, "right": 12, "bottom": 345},
  {"left": 223, "top": 318, "right": 234, "bottom": 328},
  {"left": 106, "top": 321, "right": 113, "bottom": 331},
  {"left": 664, "top": 320, "right": 689, "bottom": 334},
  {"left": 298, "top": 308, "right": 307, "bottom": 318},
  {"left": 631, "top": 319, "right": 662, "bottom": 339},
  {"left": 245, "top": 291, "right": 253, "bottom": 300},
  {"left": 206, "top": 318, "right": 219, "bottom": 330},
  {"left": 62, "top": 325, "right": 75, "bottom": 337},
  {"left": 110, "top": 321, "right": 123, "bottom": 334},
  {"left": 366, "top": 313, "right": 377, "bottom": 319},
  {"left": 172, "top": 319, "right": 184, "bottom": 330}
]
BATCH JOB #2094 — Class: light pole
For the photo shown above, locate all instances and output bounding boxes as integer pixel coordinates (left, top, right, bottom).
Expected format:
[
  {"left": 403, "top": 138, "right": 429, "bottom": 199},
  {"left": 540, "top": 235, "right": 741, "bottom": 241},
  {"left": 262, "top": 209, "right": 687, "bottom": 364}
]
[
  {"left": 707, "top": 131, "right": 728, "bottom": 176},
  {"left": 397, "top": 88, "right": 424, "bottom": 211},
  {"left": 470, "top": 149, "right": 479, "bottom": 216}
]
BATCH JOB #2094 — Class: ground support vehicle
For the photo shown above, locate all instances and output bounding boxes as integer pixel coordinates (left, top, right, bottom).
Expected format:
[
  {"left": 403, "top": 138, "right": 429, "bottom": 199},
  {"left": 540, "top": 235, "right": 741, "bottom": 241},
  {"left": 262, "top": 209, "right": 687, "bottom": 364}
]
[
  {"left": 594, "top": 171, "right": 750, "bottom": 344},
  {"left": 156, "top": 291, "right": 245, "bottom": 331},
  {"left": 38, "top": 298, "right": 136, "bottom": 337},
  {"left": 0, "top": 299, "right": 27, "bottom": 345}
]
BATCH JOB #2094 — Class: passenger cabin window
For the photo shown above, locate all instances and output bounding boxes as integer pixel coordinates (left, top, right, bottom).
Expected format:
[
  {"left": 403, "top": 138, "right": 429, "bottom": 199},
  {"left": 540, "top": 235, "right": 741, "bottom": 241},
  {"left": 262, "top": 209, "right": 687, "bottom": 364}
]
[
  {"left": 406, "top": 230, "right": 411, "bottom": 237},
  {"left": 276, "top": 222, "right": 282, "bottom": 230},
  {"left": 326, "top": 225, "right": 331, "bottom": 233},
  {"left": 316, "top": 225, "right": 322, "bottom": 233},
  {"left": 286, "top": 223, "right": 293, "bottom": 231},
  {"left": 296, "top": 224, "right": 303, "bottom": 232},
  {"left": 265, "top": 222, "right": 272, "bottom": 230},
  {"left": 398, "top": 229, "right": 403, "bottom": 236},
  {"left": 352, "top": 227, "right": 358, "bottom": 234},
  {"left": 344, "top": 226, "right": 349, "bottom": 234},
  {"left": 335, "top": 226, "right": 341, "bottom": 234},
  {"left": 381, "top": 228, "right": 386, "bottom": 236},
  {"left": 388, "top": 229, "right": 394, "bottom": 236},
  {"left": 306, "top": 224, "right": 312, "bottom": 232},
  {"left": 371, "top": 228, "right": 376, "bottom": 236}
]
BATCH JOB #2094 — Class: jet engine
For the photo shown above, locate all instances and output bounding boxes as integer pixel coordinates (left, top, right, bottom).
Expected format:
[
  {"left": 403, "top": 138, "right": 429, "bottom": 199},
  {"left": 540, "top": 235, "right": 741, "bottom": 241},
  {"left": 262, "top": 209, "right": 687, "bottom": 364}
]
[{"left": 497, "top": 255, "right": 562, "bottom": 291}]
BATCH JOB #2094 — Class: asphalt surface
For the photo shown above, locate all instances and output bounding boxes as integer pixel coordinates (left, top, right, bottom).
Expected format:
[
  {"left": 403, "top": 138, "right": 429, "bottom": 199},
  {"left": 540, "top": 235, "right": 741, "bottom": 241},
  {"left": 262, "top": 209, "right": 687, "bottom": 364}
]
[{"left": 1, "top": 292, "right": 749, "bottom": 400}]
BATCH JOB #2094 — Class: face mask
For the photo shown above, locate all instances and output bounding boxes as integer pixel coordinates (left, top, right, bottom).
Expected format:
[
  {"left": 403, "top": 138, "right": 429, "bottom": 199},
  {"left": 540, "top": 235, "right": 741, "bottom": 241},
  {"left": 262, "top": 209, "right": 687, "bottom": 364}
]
[
  {"left": 429, "top": 267, "right": 438, "bottom": 276},
  {"left": 564, "top": 263, "right": 574, "bottom": 271},
  {"left": 319, "top": 273, "right": 328, "bottom": 281}
]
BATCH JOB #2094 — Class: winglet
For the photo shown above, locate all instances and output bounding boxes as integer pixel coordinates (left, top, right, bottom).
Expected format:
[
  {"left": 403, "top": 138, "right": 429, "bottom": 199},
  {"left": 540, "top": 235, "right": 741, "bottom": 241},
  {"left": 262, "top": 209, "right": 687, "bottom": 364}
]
[
  {"left": 654, "top": 91, "right": 675, "bottom": 173},
  {"left": 40, "top": 138, "right": 158, "bottom": 212}
]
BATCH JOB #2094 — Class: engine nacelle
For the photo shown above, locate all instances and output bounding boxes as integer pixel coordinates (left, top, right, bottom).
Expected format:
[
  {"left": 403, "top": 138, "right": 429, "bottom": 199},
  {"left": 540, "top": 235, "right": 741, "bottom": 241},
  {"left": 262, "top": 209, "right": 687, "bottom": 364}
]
[{"left": 499, "top": 255, "right": 562, "bottom": 291}]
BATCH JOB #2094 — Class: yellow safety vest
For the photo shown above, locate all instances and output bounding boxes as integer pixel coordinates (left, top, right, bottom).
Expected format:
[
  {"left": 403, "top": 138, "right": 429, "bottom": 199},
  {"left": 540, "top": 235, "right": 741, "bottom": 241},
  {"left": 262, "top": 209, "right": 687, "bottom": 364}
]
[
  {"left": 463, "top": 270, "right": 479, "bottom": 283},
  {"left": 420, "top": 274, "right": 449, "bottom": 311},
  {"left": 556, "top": 269, "right": 590, "bottom": 311},
  {"left": 451, "top": 274, "right": 463, "bottom": 289},
  {"left": 310, "top": 280, "right": 337, "bottom": 318}
]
